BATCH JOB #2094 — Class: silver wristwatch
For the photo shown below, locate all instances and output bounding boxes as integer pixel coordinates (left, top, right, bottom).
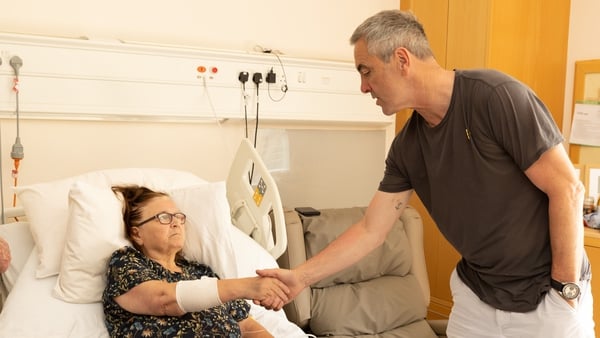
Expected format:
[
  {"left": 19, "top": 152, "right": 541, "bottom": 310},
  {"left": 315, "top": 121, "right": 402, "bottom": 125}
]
[{"left": 550, "top": 279, "right": 580, "bottom": 300}]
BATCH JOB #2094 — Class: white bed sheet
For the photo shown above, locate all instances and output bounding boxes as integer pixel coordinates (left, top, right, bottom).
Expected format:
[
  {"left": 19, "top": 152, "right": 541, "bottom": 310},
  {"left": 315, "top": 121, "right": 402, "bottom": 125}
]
[{"left": 0, "top": 247, "right": 108, "bottom": 337}]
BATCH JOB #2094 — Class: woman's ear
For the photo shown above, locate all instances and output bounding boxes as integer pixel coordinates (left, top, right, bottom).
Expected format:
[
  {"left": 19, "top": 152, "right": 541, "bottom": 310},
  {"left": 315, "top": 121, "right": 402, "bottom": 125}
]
[{"left": 130, "top": 227, "right": 143, "bottom": 246}]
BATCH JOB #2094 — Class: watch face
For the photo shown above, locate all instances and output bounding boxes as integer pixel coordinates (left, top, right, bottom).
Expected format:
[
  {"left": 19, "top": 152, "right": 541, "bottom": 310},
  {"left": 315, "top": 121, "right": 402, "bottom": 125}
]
[{"left": 563, "top": 283, "right": 580, "bottom": 299}]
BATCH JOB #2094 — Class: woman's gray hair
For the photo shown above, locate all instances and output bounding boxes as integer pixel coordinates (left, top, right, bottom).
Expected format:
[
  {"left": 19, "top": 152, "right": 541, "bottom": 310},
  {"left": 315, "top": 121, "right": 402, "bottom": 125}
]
[{"left": 350, "top": 10, "right": 433, "bottom": 62}]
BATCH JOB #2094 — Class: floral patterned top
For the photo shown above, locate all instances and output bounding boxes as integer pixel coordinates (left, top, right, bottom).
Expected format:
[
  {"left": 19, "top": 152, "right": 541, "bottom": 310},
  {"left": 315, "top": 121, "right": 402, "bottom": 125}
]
[{"left": 102, "top": 246, "right": 250, "bottom": 338}]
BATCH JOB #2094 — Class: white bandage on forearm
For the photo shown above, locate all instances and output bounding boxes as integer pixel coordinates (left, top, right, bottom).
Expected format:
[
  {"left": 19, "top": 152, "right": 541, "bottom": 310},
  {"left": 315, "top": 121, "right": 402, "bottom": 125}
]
[{"left": 175, "top": 277, "right": 222, "bottom": 313}]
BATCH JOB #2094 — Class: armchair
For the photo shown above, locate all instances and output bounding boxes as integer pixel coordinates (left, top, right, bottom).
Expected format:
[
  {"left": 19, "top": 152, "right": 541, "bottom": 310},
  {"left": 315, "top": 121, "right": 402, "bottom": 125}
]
[{"left": 277, "top": 206, "right": 448, "bottom": 338}]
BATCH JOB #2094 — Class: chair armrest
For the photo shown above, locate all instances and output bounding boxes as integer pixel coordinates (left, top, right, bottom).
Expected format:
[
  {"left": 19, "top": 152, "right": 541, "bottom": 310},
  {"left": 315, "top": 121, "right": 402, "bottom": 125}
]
[
  {"left": 276, "top": 209, "right": 311, "bottom": 328},
  {"left": 402, "top": 205, "right": 430, "bottom": 305}
]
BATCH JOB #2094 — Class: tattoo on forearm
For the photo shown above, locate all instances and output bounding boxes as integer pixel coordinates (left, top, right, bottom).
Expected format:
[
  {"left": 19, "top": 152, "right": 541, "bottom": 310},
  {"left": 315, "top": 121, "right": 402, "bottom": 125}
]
[{"left": 394, "top": 202, "right": 403, "bottom": 210}]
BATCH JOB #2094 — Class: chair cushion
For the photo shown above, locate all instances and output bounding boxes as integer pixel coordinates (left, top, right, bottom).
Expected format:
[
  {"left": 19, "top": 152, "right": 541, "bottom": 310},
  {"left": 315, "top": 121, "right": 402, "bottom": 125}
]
[
  {"left": 300, "top": 207, "right": 434, "bottom": 337},
  {"left": 310, "top": 275, "right": 430, "bottom": 336},
  {"left": 302, "top": 207, "right": 412, "bottom": 288}
]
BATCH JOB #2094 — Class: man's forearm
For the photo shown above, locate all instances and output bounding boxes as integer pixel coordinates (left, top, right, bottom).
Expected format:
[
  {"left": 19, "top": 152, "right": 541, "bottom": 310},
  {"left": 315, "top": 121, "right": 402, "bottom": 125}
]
[
  {"left": 548, "top": 188, "right": 584, "bottom": 282},
  {"left": 295, "top": 216, "right": 389, "bottom": 287}
]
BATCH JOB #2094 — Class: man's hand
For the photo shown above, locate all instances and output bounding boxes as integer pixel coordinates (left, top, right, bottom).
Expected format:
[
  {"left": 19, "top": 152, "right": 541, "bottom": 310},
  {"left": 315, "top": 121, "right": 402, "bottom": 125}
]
[
  {"left": 245, "top": 276, "right": 290, "bottom": 311},
  {"left": 254, "top": 268, "right": 305, "bottom": 310},
  {"left": 0, "top": 237, "right": 10, "bottom": 274}
]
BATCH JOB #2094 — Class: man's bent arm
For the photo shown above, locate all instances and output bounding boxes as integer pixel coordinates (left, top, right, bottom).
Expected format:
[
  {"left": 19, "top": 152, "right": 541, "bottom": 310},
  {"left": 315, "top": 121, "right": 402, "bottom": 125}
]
[
  {"left": 525, "top": 145, "right": 584, "bottom": 305},
  {"left": 257, "top": 189, "right": 412, "bottom": 304}
]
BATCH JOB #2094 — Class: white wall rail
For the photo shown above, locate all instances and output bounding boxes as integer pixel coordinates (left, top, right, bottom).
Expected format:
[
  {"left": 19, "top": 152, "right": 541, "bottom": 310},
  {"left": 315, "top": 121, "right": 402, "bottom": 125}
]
[{"left": 0, "top": 33, "right": 391, "bottom": 125}]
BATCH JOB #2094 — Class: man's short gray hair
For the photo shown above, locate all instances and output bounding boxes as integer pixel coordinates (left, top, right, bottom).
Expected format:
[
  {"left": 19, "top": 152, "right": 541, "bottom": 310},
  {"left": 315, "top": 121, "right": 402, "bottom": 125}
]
[{"left": 350, "top": 10, "right": 433, "bottom": 62}]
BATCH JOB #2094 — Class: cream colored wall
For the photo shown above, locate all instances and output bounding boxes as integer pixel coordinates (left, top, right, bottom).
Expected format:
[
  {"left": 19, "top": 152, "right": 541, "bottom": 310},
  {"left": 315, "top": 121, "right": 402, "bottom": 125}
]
[
  {"left": 2, "top": 0, "right": 594, "bottom": 212},
  {"left": 563, "top": 0, "right": 600, "bottom": 140},
  {"left": 0, "top": 1, "right": 398, "bottom": 211},
  {"left": 0, "top": 1, "right": 394, "bottom": 62},
  {"left": 0, "top": 119, "right": 388, "bottom": 210}
]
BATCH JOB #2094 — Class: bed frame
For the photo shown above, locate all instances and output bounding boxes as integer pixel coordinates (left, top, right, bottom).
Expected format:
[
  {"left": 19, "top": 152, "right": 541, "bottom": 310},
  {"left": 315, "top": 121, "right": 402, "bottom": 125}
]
[{"left": 226, "top": 138, "right": 287, "bottom": 259}]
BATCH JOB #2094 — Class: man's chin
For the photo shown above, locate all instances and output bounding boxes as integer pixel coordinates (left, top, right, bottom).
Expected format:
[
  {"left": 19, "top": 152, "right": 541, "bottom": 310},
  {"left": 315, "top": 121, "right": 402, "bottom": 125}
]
[
  {"left": 375, "top": 101, "right": 396, "bottom": 116},
  {"left": 381, "top": 108, "right": 395, "bottom": 116}
]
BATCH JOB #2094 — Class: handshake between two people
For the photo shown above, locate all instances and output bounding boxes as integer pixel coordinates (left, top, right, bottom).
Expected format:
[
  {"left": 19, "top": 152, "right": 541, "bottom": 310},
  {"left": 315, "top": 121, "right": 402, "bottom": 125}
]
[{"left": 249, "top": 268, "right": 303, "bottom": 311}]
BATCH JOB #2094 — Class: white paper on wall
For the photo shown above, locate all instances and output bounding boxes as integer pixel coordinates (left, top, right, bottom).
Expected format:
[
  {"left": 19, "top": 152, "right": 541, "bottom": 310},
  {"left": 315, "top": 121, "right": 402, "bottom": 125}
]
[{"left": 569, "top": 103, "right": 600, "bottom": 146}]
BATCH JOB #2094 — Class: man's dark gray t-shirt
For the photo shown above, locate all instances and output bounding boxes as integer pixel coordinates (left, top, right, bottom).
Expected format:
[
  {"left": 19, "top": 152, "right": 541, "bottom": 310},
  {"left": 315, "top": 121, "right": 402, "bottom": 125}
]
[{"left": 379, "top": 69, "right": 590, "bottom": 312}]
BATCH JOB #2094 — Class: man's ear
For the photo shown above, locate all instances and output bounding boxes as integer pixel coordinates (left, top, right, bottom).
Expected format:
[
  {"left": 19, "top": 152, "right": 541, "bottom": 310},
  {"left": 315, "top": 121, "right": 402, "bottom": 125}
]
[{"left": 393, "top": 47, "right": 410, "bottom": 71}]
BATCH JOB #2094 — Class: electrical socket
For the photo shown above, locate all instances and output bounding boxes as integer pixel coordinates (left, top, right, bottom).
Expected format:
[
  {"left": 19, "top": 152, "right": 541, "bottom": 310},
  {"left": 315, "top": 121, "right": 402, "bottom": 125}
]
[
  {"left": 266, "top": 68, "right": 276, "bottom": 84},
  {"left": 252, "top": 72, "right": 263, "bottom": 85},
  {"left": 238, "top": 71, "right": 249, "bottom": 84}
]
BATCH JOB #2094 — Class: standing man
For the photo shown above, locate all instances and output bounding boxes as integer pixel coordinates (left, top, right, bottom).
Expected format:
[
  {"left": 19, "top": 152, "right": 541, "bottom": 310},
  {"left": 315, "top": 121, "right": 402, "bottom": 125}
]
[{"left": 258, "top": 9, "right": 594, "bottom": 337}]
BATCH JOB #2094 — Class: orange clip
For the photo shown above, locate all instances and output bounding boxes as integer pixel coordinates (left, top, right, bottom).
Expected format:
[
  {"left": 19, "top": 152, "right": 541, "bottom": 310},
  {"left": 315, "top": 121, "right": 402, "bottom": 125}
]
[{"left": 12, "top": 78, "right": 19, "bottom": 93}]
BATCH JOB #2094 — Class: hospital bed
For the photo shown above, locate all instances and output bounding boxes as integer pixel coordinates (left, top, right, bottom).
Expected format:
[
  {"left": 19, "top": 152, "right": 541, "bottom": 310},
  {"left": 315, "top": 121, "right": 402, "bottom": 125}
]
[{"left": 0, "top": 139, "right": 307, "bottom": 337}]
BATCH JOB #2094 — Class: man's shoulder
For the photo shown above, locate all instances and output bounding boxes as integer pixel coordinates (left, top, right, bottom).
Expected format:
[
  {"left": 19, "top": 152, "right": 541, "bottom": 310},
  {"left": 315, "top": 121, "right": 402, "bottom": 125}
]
[{"left": 456, "top": 68, "right": 516, "bottom": 87}]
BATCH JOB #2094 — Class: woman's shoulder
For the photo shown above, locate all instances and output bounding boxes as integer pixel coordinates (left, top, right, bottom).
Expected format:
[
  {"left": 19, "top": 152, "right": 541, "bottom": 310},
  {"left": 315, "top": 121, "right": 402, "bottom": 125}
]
[
  {"left": 110, "top": 245, "right": 136, "bottom": 257},
  {"left": 108, "top": 246, "right": 142, "bottom": 265}
]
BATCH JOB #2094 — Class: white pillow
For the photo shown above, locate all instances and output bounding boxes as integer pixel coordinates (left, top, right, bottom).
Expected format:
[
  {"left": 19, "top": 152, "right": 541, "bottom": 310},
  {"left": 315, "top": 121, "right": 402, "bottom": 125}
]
[
  {"left": 54, "top": 181, "right": 131, "bottom": 303},
  {"left": 54, "top": 181, "right": 237, "bottom": 303},
  {"left": 15, "top": 168, "right": 207, "bottom": 278},
  {"left": 230, "top": 225, "right": 278, "bottom": 276},
  {"left": 170, "top": 183, "right": 238, "bottom": 279}
]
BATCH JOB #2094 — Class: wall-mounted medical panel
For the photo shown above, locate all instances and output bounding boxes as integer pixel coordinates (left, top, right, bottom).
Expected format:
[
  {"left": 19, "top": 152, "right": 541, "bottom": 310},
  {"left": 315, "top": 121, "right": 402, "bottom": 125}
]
[{"left": 0, "top": 33, "right": 391, "bottom": 125}]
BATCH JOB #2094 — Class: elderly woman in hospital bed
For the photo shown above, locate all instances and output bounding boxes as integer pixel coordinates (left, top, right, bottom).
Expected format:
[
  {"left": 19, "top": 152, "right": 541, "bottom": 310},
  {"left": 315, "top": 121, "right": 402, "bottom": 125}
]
[
  {"left": 104, "top": 185, "right": 288, "bottom": 337},
  {"left": 0, "top": 141, "right": 306, "bottom": 337}
]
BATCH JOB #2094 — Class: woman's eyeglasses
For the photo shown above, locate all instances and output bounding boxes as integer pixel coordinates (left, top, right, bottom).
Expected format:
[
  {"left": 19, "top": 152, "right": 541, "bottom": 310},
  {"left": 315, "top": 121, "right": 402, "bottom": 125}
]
[{"left": 135, "top": 212, "right": 187, "bottom": 227}]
